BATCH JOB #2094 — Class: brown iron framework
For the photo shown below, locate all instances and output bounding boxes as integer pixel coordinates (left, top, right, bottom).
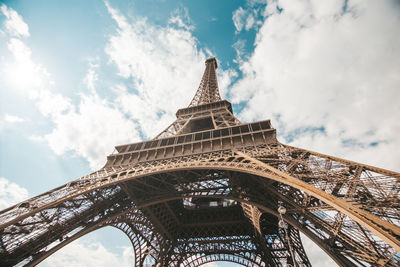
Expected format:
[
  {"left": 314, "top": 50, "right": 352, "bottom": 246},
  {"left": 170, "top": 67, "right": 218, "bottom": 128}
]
[{"left": 0, "top": 58, "right": 399, "bottom": 266}]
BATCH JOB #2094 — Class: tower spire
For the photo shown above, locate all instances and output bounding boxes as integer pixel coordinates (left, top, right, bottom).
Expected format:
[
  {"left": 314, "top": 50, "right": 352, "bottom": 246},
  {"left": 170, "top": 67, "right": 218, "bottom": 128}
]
[{"left": 189, "top": 57, "right": 222, "bottom": 107}]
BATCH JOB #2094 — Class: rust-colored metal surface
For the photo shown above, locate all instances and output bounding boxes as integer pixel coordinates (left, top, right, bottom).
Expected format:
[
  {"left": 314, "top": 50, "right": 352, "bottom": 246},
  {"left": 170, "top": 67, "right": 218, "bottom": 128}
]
[{"left": 0, "top": 58, "right": 399, "bottom": 266}]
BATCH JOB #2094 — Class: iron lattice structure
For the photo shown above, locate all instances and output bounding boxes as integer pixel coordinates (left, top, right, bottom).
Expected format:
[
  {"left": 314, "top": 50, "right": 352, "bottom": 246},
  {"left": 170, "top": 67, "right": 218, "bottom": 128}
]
[{"left": 0, "top": 58, "right": 399, "bottom": 267}]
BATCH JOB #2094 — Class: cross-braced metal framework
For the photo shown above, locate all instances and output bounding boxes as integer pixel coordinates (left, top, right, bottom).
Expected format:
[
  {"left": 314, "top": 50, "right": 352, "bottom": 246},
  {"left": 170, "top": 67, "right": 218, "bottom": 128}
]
[
  {"left": 188, "top": 58, "right": 222, "bottom": 107},
  {"left": 0, "top": 58, "right": 399, "bottom": 267}
]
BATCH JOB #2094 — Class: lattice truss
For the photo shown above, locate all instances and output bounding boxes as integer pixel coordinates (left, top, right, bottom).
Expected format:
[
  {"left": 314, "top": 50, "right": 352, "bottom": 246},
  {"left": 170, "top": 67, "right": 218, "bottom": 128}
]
[
  {"left": 155, "top": 102, "right": 240, "bottom": 139},
  {"left": 0, "top": 143, "right": 399, "bottom": 266},
  {"left": 1, "top": 57, "right": 399, "bottom": 267},
  {"left": 188, "top": 57, "right": 221, "bottom": 107}
]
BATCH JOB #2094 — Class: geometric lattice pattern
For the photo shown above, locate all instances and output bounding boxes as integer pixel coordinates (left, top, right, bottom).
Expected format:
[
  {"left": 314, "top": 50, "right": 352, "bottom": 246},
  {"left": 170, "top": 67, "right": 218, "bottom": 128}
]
[
  {"left": 188, "top": 58, "right": 222, "bottom": 107},
  {"left": 0, "top": 58, "right": 399, "bottom": 267}
]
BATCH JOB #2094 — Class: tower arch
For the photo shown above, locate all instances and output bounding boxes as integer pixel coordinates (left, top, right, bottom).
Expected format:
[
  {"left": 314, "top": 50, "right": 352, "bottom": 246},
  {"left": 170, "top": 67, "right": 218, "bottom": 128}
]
[{"left": 1, "top": 58, "right": 399, "bottom": 266}]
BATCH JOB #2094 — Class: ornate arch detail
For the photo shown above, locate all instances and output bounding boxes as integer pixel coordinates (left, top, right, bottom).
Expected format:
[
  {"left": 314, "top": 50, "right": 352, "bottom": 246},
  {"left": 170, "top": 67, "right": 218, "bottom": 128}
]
[
  {"left": 16, "top": 189, "right": 335, "bottom": 267},
  {"left": 111, "top": 211, "right": 163, "bottom": 266},
  {"left": 1, "top": 144, "right": 399, "bottom": 266},
  {"left": 183, "top": 253, "right": 262, "bottom": 267}
]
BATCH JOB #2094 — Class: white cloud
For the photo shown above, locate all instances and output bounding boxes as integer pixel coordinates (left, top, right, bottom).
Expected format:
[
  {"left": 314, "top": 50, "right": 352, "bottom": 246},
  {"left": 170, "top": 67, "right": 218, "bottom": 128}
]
[
  {"left": 169, "top": 6, "right": 195, "bottom": 31},
  {"left": 232, "top": 1, "right": 264, "bottom": 33},
  {"left": 4, "top": 114, "right": 24, "bottom": 123},
  {"left": 7, "top": 37, "right": 31, "bottom": 60},
  {"left": 233, "top": 7, "right": 247, "bottom": 32},
  {"left": 39, "top": 240, "right": 134, "bottom": 267},
  {"left": 36, "top": 90, "right": 140, "bottom": 170},
  {"left": 3, "top": 1, "right": 231, "bottom": 171},
  {"left": 232, "top": 39, "right": 246, "bottom": 63},
  {"left": 3, "top": 38, "right": 51, "bottom": 93},
  {"left": 0, "top": 4, "right": 29, "bottom": 37},
  {"left": 231, "top": 0, "right": 400, "bottom": 171},
  {"left": 0, "top": 5, "right": 51, "bottom": 95},
  {"left": 84, "top": 60, "right": 99, "bottom": 95},
  {"left": 105, "top": 2, "right": 234, "bottom": 138},
  {"left": 218, "top": 69, "right": 238, "bottom": 100},
  {"left": 309, "top": 0, "right": 344, "bottom": 20},
  {"left": 0, "top": 5, "right": 140, "bottom": 170},
  {"left": 34, "top": 90, "right": 72, "bottom": 117},
  {"left": 0, "top": 177, "right": 29, "bottom": 210},
  {"left": 245, "top": 13, "right": 256, "bottom": 31}
]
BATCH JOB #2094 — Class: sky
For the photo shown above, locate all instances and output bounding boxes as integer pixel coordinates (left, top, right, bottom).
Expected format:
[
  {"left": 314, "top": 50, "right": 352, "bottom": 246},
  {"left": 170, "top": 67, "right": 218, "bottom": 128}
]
[{"left": 0, "top": 0, "right": 399, "bottom": 266}]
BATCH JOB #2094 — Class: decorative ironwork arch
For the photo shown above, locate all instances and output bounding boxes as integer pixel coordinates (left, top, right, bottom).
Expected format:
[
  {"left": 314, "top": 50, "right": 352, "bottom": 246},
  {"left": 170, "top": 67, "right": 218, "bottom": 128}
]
[
  {"left": 2, "top": 57, "right": 399, "bottom": 267},
  {"left": 1, "top": 147, "right": 399, "bottom": 266},
  {"left": 184, "top": 253, "right": 260, "bottom": 267}
]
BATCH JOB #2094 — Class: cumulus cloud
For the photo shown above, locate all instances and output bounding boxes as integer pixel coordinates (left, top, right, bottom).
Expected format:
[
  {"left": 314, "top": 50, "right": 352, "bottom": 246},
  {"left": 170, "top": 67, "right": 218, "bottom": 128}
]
[
  {"left": 0, "top": 4, "right": 29, "bottom": 37},
  {"left": 105, "top": 2, "right": 235, "bottom": 138},
  {"left": 1, "top": 5, "right": 50, "bottom": 93},
  {"left": 1, "top": 2, "right": 236, "bottom": 171},
  {"left": 0, "top": 177, "right": 29, "bottom": 210},
  {"left": 36, "top": 89, "right": 140, "bottom": 170},
  {"left": 231, "top": 0, "right": 400, "bottom": 171},
  {"left": 0, "top": 4, "right": 142, "bottom": 170},
  {"left": 40, "top": 240, "right": 134, "bottom": 267}
]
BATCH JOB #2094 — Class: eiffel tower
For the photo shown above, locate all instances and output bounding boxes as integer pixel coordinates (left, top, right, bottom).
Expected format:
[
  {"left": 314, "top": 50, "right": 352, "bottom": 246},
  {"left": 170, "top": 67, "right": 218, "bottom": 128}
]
[{"left": 1, "top": 58, "right": 399, "bottom": 267}]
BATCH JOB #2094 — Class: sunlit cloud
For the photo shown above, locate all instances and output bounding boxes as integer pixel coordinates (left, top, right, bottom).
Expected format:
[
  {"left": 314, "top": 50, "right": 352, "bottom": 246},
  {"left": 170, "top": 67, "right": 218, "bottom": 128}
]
[
  {"left": 231, "top": 0, "right": 400, "bottom": 171},
  {"left": 40, "top": 240, "right": 134, "bottom": 267},
  {"left": 4, "top": 38, "right": 51, "bottom": 93},
  {"left": 0, "top": 3, "right": 140, "bottom": 170},
  {"left": 0, "top": 4, "right": 29, "bottom": 37},
  {"left": 105, "top": 1, "right": 235, "bottom": 138},
  {"left": 84, "top": 59, "right": 99, "bottom": 95}
]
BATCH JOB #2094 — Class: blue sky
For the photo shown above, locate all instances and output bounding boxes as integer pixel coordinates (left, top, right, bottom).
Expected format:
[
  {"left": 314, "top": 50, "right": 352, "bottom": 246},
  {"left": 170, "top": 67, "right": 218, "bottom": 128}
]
[{"left": 1, "top": 0, "right": 399, "bottom": 266}]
